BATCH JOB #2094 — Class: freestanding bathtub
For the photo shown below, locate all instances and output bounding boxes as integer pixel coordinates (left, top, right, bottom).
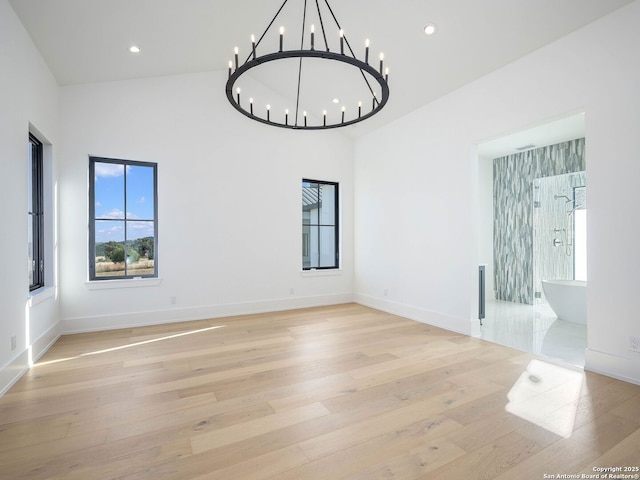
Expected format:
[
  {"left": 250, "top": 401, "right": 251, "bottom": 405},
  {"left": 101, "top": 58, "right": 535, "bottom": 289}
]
[{"left": 542, "top": 279, "right": 587, "bottom": 324}]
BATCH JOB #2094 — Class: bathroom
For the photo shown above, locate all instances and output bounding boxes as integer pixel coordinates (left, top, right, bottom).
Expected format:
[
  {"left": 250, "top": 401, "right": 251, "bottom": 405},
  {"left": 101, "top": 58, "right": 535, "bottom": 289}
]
[{"left": 477, "top": 115, "right": 587, "bottom": 366}]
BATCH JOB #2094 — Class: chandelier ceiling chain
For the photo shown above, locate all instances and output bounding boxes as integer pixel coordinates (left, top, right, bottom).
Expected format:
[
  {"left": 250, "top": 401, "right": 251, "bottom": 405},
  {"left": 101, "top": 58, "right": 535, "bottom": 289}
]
[{"left": 225, "top": 0, "right": 390, "bottom": 130}]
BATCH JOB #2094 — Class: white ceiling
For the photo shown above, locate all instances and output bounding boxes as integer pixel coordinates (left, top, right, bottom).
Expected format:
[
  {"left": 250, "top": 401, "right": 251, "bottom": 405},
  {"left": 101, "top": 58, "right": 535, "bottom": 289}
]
[
  {"left": 9, "top": 0, "right": 632, "bottom": 142},
  {"left": 477, "top": 112, "right": 587, "bottom": 159}
]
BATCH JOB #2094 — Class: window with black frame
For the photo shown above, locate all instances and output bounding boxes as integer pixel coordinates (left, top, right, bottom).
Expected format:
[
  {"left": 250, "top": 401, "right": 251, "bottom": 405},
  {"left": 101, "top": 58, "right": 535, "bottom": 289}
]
[
  {"left": 28, "top": 134, "right": 44, "bottom": 291},
  {"left": 89, "top": 157, "right": 157, "bottom": 280},
  {"left": 302, "top": 179, "right": 338, "bottom": 269}
]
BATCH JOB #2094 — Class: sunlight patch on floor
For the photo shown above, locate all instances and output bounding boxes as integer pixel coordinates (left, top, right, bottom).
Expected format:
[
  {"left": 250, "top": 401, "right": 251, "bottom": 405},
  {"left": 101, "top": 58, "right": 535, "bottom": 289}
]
[
  {"left": 505, "top": 359, "right": 584, "bottom": 438},
  {"left": 35, "top": 325, "right": 226, "bottom": 367}
]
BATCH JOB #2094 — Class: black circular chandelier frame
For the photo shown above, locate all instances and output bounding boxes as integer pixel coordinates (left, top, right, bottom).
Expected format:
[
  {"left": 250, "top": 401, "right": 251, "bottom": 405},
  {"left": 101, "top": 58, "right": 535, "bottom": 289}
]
[{"left": 225, "top": 0, "right": 390, "bottom": 130}]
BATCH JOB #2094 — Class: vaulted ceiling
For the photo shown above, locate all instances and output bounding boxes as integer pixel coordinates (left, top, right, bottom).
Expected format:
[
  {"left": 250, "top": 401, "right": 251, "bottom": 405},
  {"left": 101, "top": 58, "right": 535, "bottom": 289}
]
[{"left": 9, "top": 0, "right": 633, "bottom": 139}]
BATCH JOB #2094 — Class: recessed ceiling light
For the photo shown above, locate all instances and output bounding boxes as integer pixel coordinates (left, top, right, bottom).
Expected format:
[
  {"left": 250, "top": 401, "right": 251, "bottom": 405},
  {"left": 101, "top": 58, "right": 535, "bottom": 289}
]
[
  {"left": 332, "top": 98, "right": 340, "bottom": 104},
  {"left": 129, "top": 45, "right": 142, "bottom": 54},
  {"left": 423, "top": 23, "right": 438, "bottom": 36}
]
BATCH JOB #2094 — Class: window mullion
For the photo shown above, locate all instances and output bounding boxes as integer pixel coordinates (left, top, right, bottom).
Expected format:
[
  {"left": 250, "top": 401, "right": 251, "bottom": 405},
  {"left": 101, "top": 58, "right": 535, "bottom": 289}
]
[
  {"left": 316, "top": 185, "right": 321, "bottom": 268},
  {"left": 123, "top": 167, "right": 128, "bottom": 277}
]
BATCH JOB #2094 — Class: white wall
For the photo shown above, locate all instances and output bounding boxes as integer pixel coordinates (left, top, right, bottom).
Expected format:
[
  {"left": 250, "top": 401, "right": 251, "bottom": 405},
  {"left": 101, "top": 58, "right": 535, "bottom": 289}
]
[
  {"left": 354, "top": 1, "right": 640, "bottom": 384},
  {"left": 0, "top": 0, "right": 60, "bottom": 394},
  {"left": 57, "top": 72, "right": 354, "bottom": 332}
]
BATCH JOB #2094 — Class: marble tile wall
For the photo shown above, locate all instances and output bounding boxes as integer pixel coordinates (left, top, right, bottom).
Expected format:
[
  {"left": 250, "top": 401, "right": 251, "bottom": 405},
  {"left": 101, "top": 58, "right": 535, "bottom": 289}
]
[{"left": 493, "top": 138, "right": 585, "bottom": 304}]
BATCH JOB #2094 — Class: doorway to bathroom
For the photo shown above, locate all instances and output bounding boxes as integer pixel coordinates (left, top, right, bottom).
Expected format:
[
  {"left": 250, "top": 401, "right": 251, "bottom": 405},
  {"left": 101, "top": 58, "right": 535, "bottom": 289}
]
[{"left": 476, "top": 113, "right": 587, "bottom": 367}]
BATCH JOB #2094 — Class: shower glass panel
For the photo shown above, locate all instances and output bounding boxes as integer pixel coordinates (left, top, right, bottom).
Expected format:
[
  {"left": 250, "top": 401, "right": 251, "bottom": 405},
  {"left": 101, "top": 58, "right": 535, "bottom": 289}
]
[
  {"left": 573, "top": 186, "right": 587, "bottom": 281},
  {"left": 532, "top": 171, "right": 586, "bottom": 304}
]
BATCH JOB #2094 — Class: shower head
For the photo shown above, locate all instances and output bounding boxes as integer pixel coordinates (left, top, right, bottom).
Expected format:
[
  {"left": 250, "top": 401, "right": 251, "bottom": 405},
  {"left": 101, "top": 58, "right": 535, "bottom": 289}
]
[{"left": 554, "top": 194, "right": 572, "bottom": 203}]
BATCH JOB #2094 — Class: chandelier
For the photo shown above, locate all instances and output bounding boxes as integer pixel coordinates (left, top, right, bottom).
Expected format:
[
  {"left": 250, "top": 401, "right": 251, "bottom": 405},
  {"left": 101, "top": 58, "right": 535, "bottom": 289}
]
[{"left": 225, "top": 0, "right": 390, "bottom": 130}]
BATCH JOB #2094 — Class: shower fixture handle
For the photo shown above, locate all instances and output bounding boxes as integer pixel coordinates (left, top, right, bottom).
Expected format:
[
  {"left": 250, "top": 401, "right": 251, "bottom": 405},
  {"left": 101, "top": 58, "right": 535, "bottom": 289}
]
[{"left": 554, "top": 194, "right": 573, "bottom": 203}]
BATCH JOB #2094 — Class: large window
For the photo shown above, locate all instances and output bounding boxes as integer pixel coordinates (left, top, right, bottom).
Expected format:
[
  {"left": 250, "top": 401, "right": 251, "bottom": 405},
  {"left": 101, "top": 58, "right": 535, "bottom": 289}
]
[
  {"left": 28, "top": 134, "right": 44, "bottom": 290},
  {"left": 89, "top": 157, "right": 157, "bottom": 280},
  {"left": 302, "top": 179, "right": 338, "bottom": 269}
]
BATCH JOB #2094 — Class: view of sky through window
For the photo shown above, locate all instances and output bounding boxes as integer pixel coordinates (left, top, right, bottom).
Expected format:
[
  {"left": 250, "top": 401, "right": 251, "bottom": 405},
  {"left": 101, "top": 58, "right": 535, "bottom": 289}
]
[{"left": 94, "top": 162, "right": 155, "bottom": 243}]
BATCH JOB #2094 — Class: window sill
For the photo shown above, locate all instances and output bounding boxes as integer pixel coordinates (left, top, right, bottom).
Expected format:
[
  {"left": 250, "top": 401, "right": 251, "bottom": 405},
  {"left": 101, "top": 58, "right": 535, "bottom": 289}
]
[
  {"left": 300, "top": 269, "right": 342, "bottom": 277},
  {"left": 85, "top": 278, "right": 163, "bottom": 290},
  {"left": 28, "top": 286, "right": 56, "bottom": 307}
]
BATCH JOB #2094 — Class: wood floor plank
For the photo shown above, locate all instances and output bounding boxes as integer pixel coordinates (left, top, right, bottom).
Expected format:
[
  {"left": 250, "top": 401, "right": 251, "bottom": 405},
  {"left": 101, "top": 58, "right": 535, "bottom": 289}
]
[
  {"left": 190, "top": 444, "right": 309, "bottom": 480},
  {"left": 270, "top": 416, "right": 465, "bottom": 480},
  {"left": 570, "top": 412, "right": 640, "bottom": 455},
  {"left": 445, "top": 409, "right": 530, "bottom": 452},
  {"left": 0, "top": 429, "right": 109, "bottom": 479},
  {"left": 343, "top": 439, "right": 467, "bottom": 480},
  {"left": 492, "top": 438, "right": 599, "bottom": 480},
  {"left": 123, "top": 335, "right": 297, "bottom": 368},
  {"left": 0, "top": 303, "right": 639, "bottom": 480},
  {"left": 578, "top": 428, "right": 640, "bottom": 475},
  {"left": 298, "top": 382, "right": 505, "bottom": 461},
  {"left": 190, "top": 402, "right": 330, "bottom": 454},
  {"left": 420, "top": 430, "right": 543, "bottom": 480}
]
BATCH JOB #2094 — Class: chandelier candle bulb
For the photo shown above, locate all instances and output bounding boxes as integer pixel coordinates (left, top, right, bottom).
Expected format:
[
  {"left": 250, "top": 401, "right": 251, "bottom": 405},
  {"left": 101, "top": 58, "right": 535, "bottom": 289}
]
[
  {"left": 249, "top": 97, "right": 253, "bottom": 115},
  {"left": 251, "top": 35, "right": 256, "bottom": 59},
  {"left": 304, "top": 111, "right": 307, "bottom": 126},
  {"left": 310, "top": 24, "right": 315, "bottom": 50},
  {"left": 358, "top": 101, "right": 362, "bottom": 118},
  {"left": 236, "top": 87, "right": 241, "bottom": 104},
  {"left": 340, "top": 29, "right": 344, "bottom": 55},
  {"left": 234, "top": 47, "right": 239, "bottom": 69},
  {"left": 285, "top": 109, "right": 289, "bottom": 125},
  {"left": 385, "top": 67, "right": 389, "bottom": 82},
  {"left": 279, "top": 26, "right": 284, "bottom": 51},
  {"left": 341, "top": 106, "right": 345, "bottom": 123},
  {"left": 228, "top": 60, "right": 232, "bottom": 78},
  {"left": 267, "top": 104, "right": 271, "bottom": 121},
  {"left": 365, "top": 39, "right": 369, "bottom": 63},
  {"left": 323, "top": 109, "right": 327, "bottom": 126},
  {"left": 379, "top": 52, "right": 384, "bottom": 75}
]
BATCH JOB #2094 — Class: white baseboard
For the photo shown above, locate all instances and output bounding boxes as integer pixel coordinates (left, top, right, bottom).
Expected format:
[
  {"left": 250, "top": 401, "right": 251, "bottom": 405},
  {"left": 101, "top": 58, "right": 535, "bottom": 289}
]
[
  {"left": 0, "top": 350, "right": 29, "bottom": 397},
  {"left": 584, "top": 348, "right": 640, "bottom": 386},
  {"left": 354, "top": 293, "right": 473, "bottom": 335},
  {"left": 0, "top": 322, "right": 61, "bottom": 397},
  {"left": 62, "top": 293, "right": 354, "bottom": 334},
  {"left": 31, "top": 323, "right": 62, "bottom": 364}
]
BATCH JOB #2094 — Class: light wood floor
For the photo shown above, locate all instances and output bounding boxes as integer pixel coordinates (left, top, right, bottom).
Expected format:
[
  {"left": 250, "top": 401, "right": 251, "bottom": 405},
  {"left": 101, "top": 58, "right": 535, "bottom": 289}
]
[{"left": 1, "top": 303, "right": 639, "bottom": 479}]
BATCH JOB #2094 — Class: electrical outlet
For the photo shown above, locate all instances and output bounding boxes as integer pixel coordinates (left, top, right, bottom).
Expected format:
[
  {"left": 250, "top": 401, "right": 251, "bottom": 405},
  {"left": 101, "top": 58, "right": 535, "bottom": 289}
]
[
  {"left": 630, "top": 336, "right": 640, "bottom": 352},
  {"left": 10, "top": 335, "right": 17, "bottom": 351}
]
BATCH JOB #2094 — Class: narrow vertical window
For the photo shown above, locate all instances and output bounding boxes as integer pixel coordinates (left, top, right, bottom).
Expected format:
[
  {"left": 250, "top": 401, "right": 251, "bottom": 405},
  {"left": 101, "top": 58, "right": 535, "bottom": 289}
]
[
  {"left": 302, "top": 179, "right": 339, "bottom": 269},
  {"left": 89, "top": 157, "right": 157, "bottom": 280},
  {"left": 28, "top": 134, "right": 44, "bottom": 290}
]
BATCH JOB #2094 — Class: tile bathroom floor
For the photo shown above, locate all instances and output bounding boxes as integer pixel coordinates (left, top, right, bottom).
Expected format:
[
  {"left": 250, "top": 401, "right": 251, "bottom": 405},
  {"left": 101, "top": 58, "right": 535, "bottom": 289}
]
[{"left": 478, "top": 298, "right": 587, "bottom": 367}]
